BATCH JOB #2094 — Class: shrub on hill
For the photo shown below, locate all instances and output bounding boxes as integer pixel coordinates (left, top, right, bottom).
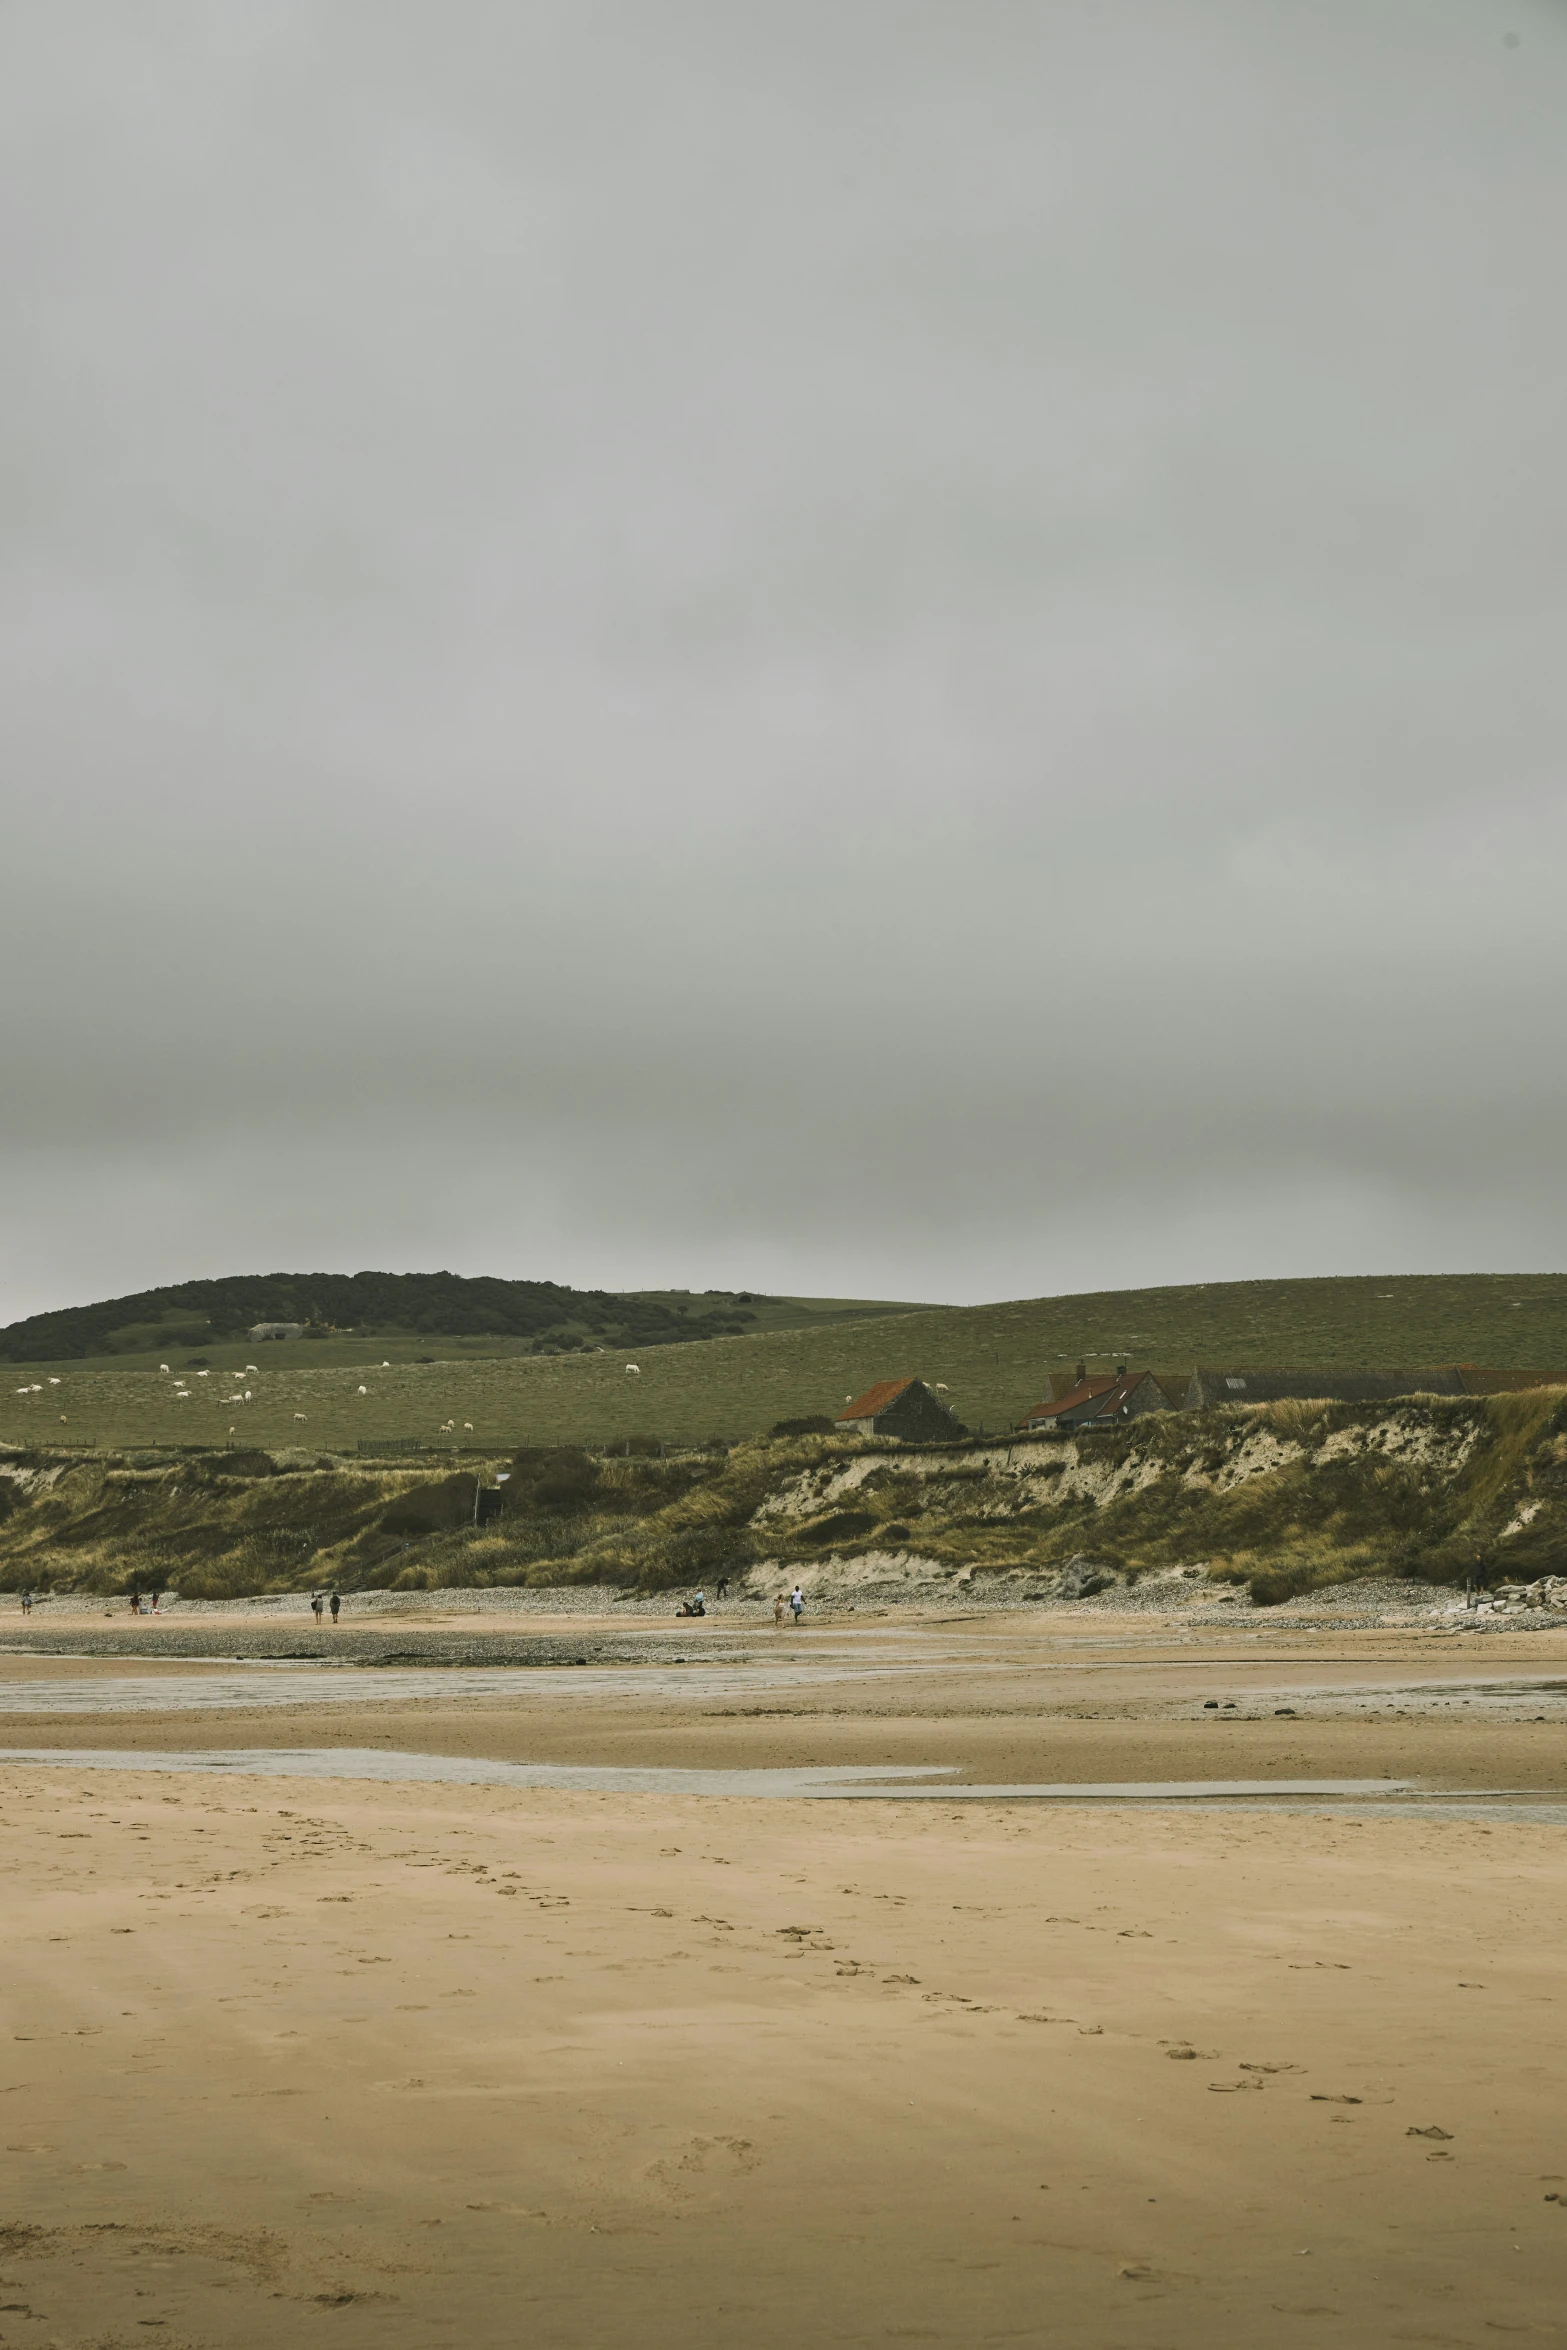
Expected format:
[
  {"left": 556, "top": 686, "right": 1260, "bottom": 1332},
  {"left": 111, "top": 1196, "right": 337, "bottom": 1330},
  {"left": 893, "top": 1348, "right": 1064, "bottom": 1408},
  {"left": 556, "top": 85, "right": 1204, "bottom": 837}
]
[{"left": 380, "top": 1474, "right": 478, "bottom": 1537}]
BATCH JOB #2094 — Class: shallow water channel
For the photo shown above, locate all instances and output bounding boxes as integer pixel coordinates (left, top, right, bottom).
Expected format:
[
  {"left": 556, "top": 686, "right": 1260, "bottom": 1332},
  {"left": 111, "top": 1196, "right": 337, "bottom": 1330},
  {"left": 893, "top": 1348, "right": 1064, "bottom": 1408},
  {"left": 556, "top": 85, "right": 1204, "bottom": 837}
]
[{"left": 7, "top": 1745, "right": 1566, "bottom": 1815}]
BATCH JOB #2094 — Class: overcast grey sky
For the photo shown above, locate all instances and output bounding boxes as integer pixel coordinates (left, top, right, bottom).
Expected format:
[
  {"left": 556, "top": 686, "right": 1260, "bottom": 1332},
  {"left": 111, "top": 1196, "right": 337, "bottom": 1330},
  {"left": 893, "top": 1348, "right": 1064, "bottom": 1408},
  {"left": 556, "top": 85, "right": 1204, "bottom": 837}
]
[{"left": 2, "top": 0, "right": 1564, "bottom": 1322}]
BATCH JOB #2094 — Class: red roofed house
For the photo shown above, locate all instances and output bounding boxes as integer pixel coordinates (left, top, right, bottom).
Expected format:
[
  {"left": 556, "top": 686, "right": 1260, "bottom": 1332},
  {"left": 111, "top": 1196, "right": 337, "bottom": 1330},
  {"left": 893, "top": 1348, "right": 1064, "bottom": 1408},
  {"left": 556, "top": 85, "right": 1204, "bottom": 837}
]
[
  {"left": 1022, "top": 1369, "right": 1180, "bottom": 1433},
  {"left": 835, "top": 1377, "right": 963, "bottom": 1442}
]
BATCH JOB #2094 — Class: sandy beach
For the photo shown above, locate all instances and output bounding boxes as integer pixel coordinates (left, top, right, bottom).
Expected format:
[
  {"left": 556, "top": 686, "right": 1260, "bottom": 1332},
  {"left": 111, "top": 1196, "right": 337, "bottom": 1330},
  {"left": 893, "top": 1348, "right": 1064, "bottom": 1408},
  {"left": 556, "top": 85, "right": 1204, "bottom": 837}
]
[{"left": 4, "top": 1607, "right": 1567, "bottom": 2346}]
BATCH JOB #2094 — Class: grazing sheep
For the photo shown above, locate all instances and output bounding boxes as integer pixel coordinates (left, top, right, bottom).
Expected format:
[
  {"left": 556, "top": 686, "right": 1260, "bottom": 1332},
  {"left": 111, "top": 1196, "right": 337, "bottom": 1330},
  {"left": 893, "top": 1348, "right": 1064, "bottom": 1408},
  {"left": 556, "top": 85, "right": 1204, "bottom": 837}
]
[
  {"left": 294, "top": 1412, "right": 307, "bottom": 1423},
  {"left": 243, "top": 1390, "right": 251, "bottom": 1401},
  {"left": 159, "top": 1363, "right": 170, "bottom": 1374},
  {"left": 176, "top": 1392, "right": 191, "bottom": 1401},
  {"left": 245, "top": 1364, "right": 258, "bottom": 1373},
  {"left": 357, "top": 1384, "right": 368, "bottom": 1395},
  {"left": 48, "top": 1376, "right": 60, "bottom": 1385},
  {"left": 58, "top": 1415, "right": 67, "bottom": 1423},
  {"left": 625, "top": 1364, "right": 641, "bottom": 1375},
  {"left": 381, "top": 1361, "right": 390, "bottom": 1369},
  {"left": 463, "top": 1422, "right": 473, "bottom": 1432},
  {"left": 934, "top": 1382, "right": 949, "bottom": 1391},
  {"left": 196, "top": 1370, "right": 210, "bottom": 1379},
  {"left": 30, "top": 1384, "right": 41, "bottom": 1393}
]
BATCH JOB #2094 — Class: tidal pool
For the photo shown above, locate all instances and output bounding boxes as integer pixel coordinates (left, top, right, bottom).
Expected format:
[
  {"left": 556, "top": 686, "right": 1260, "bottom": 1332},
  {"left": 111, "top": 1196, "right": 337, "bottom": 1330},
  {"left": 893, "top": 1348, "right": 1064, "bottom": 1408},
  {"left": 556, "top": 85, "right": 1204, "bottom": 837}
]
[{"left": 0, "top": 1746, "right": 1505, "bottom": 1805}]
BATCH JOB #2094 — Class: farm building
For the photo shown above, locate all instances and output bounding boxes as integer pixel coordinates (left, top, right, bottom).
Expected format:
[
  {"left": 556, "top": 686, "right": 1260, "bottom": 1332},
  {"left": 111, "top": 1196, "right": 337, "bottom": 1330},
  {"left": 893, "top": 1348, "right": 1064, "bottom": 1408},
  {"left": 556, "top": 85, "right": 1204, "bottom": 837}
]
[
  {"left": 836, "top": 1378, "right": 964, "bottom": 1442},
  {"left": 1023, "top": 1370, "right": 1181, "bottom": 1433},
  {"left": 1184, "top": 1366, "right": 1470, "bottom": 1409},
  {"left": 247, "top": 1321, "right": 308, "bottom": 1342}
]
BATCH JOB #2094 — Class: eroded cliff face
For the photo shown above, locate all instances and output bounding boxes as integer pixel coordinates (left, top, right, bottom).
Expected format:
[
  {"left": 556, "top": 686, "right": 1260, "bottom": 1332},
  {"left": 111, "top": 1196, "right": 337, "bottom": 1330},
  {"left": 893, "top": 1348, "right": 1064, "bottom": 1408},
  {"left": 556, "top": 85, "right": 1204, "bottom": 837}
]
[
  {"left": 742, "top": 1393, "right": 1558, "bottom": 1605},
  {"left": 1, "top": 1389, "right": 1562, "bottom": 1606}
]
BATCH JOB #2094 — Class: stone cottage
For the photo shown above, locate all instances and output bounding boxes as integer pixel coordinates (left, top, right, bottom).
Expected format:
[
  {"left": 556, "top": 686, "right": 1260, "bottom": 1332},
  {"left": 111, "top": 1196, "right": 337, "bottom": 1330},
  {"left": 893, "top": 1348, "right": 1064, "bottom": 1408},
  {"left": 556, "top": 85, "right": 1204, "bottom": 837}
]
[
  {"left": 835, "top": 1378, "right": 964, "bottom": 1442},
  {"left": 1022, "top": 1369, "right": 1181, "bottom": 1433}
]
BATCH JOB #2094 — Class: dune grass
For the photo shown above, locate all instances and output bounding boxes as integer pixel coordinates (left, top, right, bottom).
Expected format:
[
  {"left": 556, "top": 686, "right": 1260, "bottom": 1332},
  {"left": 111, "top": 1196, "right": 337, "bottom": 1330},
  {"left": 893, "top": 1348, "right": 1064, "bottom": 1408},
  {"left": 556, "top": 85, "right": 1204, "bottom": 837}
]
[{"left": 6, "top": 1386, "right": 1567, "bottom": 1606}]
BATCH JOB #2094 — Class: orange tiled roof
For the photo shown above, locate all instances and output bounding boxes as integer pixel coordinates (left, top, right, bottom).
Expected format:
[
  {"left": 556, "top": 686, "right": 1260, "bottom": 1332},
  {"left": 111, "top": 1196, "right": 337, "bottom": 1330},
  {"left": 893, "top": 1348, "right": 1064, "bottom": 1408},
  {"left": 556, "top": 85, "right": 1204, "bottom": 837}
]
[
  {"left": 1024, "top": 1376, "right": 1120, "bottom": 1422},
  {"left": 838, "top": 1377, "right": 918, "bottom": 1421}
]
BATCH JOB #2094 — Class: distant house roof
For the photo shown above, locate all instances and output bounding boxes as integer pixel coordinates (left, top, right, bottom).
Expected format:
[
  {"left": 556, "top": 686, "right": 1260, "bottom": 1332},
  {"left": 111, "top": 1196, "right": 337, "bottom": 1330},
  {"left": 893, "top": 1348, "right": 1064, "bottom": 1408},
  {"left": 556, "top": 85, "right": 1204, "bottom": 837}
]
[
  {"left": 1024, "top": 1371, "right": 1173, "bottom": 1428},
  {"left": 839, "top": 1377, "right": 918, "bottom": 1422},
  {"left": 1025, "top": 1376, "right": 1120, "bottom": 1422},
  {"left": 1186, "top": 1365, "right": 1469, "bottom": 1407},
  {"left": 1454, "top": 1365, "right": 1559, "bottom": 1395}
]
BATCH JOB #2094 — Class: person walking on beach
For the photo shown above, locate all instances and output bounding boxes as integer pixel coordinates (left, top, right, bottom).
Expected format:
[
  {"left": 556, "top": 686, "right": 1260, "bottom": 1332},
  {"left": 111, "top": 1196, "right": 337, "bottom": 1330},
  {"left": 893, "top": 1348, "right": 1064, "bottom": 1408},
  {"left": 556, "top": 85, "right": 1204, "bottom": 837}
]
[
  {"left": 311, "top": 1593, "right": 324, "bottom": 1623},
  {"left": 790, "top": 1585, "right": 805, "bottom": 1626},
  {"left": 716, "top": 1574, "right": 729, "bottom": 1602},
  {"left": 329, "top": 1592, "right": 341, "bottom": 1624},
  {"left": 773, "top": 1592, "right": 786, "bottom": 1630},
  {"left": 129, "top": 1588, "right": 141, "bottom": 1617},
  {"left": 20, "top": 1589, "right": 31, "bottom": 1615}
]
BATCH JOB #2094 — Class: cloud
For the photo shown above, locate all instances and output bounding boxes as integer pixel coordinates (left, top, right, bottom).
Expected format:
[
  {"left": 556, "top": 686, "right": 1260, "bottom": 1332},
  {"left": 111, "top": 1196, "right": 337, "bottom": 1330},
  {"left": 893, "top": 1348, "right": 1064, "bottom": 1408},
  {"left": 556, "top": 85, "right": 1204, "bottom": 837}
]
[{"left": 2, "top": 0, "right": 1564, "bottom": 1319}]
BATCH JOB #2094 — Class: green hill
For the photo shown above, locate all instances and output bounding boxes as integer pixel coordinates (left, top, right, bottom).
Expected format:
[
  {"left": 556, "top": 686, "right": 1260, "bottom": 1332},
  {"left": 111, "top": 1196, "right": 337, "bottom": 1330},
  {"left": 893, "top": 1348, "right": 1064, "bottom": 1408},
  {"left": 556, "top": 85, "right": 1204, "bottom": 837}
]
[
  {"left": 0, "top": 1269, "right": 927, "bottom": 1367},
  {"left": 4, "top": 1271, "right": 1564, "bottom": 1454}
]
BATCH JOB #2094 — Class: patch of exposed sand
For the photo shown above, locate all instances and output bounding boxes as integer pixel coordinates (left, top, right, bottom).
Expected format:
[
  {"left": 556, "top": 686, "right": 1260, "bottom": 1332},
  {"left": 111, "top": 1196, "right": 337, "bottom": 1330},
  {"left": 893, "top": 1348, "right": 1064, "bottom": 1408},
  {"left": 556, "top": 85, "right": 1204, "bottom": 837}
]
[{"left": 4, "top": 1611, "right": 1567, "bottom": 2345}]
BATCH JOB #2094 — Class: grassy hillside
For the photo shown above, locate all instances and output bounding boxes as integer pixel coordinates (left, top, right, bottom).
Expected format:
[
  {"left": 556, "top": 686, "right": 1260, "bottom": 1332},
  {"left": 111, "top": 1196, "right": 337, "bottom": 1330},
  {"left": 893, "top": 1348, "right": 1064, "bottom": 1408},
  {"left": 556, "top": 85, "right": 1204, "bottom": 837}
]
[
  {"left": 3, "top": 1272, "right": 1564, "bottom": 1454},
  {"left": 0, "top": 1284, "right": 928, "bottom": 1379},
  {"left": 0, "top": 1268, "right": 929, "bottom": 1366}
]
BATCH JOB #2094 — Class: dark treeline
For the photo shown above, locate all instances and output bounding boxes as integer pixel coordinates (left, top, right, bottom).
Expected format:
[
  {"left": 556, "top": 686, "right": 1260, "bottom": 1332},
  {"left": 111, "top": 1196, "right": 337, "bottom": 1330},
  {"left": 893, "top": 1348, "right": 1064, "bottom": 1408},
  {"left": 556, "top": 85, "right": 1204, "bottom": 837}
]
[{"left": 0, "top": 1271, "right": 759, "bottom": 1362}]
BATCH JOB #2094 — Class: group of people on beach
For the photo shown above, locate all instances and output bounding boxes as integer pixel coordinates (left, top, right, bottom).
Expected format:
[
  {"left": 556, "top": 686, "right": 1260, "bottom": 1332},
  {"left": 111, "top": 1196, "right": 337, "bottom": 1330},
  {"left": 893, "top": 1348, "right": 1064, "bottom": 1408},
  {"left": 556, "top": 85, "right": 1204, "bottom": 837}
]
[{"left": 675, "top": 1583, "right": 807, "bottom": 1624}]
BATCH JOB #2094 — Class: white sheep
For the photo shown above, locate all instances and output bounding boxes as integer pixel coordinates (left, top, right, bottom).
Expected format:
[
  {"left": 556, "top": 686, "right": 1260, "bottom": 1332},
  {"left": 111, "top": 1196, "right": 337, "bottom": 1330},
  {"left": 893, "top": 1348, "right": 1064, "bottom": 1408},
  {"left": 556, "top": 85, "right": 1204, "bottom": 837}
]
[
  {"left": 196, "top": 1370, "right": 210, "bottom": 1379},
  {"left": 243, "top": 1390, "right": 251, "bottom": 1401},
  {"left": 159, "top": 1364, "right": 170, "bottom": 1374},
  {"left": 357, "top": 1385, "right": 367, "bottom": 1395},
  {"left": 294, "top": 1412, "right": 307, "bottom": 1423},
  {"left": 935, "top": 1383, "right": 949, "bottom": 1391},
  {"left": 58, "top": 1415, "right": 67, "bottom": 1423},
  {"left": 245, "top": 1364, "right": 258, "bottom": 1373},
  {"left": 48, "top": 1376, "right": 60, "bottom": 1385},
  {"left": 625, "top": 1364, "right": 641, "bottom": 1375},
  {"left": 463, "top": 1421, "right": 473, "bottom": 1432},
  {"left": 381, "top": 1361, "right": 390, "bottom": 1369},
  {"left": 176, "top": 1392, "right": 191, "bottom": 1400},
  {"left": 30, "top": 1384, "right": 41, "bottom": 1393}
]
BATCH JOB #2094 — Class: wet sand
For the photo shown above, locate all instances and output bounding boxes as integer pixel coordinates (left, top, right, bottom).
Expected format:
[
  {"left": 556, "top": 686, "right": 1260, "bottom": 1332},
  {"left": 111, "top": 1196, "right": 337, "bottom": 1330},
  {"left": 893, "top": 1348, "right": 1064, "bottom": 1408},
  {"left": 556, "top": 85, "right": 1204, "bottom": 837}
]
[{"left": 4, "top": 1609, "right": 1567, "bottom": 2345}]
